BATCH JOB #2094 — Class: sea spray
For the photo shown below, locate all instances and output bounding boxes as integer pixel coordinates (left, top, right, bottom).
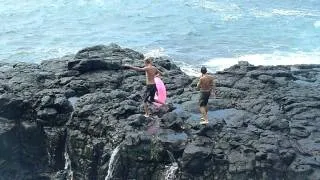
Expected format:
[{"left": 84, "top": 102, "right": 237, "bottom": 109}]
[
  {"left": 64, "top": 146, "right": 74, "bottom": 180},
  {"left": 64, "top": 130, "right": 73, "bottom": 180},
  {"left": 105, "top": 145, "right": 121, "bottom": 180},
  {"left": 164, "top": 150, "right": 179, "bottom": 180},
  {"left": 45, "top": 129, "right": 55, "bottom": 168},
  {"left": 164, "top": 162, "right": 178, "bottom": 180},
  {"left": 63, "top": 98, "right": 77, "bottom": 180}
]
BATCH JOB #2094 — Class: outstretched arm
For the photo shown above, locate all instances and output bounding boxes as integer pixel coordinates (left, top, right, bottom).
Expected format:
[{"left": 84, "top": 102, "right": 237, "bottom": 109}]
[{"left": 123, "top": 64, "right": 146, "bottom": 72}]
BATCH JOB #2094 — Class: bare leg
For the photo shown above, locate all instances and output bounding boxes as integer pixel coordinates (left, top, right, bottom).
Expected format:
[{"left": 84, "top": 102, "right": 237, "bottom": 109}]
[
  {"left": 144, "top": 102, "right": 149, "bottom": 117},
  {"left": 199, "top": 106, "right": 206, "bottom": 121},
  {"left": 205, "top": 105, "right": 209, "bottom": 122}
]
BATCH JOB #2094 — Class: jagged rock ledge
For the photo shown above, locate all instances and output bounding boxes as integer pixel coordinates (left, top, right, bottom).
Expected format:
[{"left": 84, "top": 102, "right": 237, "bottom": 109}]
[{"left": 0, "top": 44, "right": 319, "bottom": 180}]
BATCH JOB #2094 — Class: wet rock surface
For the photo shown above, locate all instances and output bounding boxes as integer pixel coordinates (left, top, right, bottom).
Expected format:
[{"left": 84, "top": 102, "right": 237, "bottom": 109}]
[{"left": 0, "top": 44, "right": 320, "bottom": 180}]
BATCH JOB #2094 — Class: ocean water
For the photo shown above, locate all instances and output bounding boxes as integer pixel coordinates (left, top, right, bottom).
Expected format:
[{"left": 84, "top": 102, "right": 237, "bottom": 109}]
[{"left": 0, "top": 0, "right": 320, "bottom": 75}]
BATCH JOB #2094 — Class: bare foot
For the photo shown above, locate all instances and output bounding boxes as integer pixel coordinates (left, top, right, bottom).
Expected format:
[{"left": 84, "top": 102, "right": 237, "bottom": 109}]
[
  {"left": 200, "top": 118, "right": 208, "bottom": 124},
  {"left": 200, "top": 121, "right": 208, "bottom": 125}
]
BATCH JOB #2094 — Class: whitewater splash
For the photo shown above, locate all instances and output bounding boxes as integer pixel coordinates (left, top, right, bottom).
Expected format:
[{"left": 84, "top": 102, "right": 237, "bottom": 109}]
[
  {"left": 105, "top": 145, "right": 121, "bottom": 180},
  {"left": 164, "top": 162, "right": 178, "bottom": 180},
  {"left": 63, "top": 98, "right": 78, "bottom": 180},
  {"left": 144, "top": 48, "right": 167, "bottom": 58},
  {"left": 163, "top": 150, "right": 179, "bottom": 180},
  {"left": 197, "top": 51, "right": 320, "bottom": 74},
  {"left": 237, "top": 52, "right": 320, "bottom": 65},
  {"left": 64, "top": 149, "right": 74, "bottom": 180},
  {"left": 314, "top": 21, "right": 320, "bottom": 28}
]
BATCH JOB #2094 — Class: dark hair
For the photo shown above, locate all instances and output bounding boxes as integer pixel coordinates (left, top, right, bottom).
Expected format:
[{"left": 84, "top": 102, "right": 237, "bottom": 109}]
[{"left": 201, "top": 67, "right": 207, "bottom": 74}]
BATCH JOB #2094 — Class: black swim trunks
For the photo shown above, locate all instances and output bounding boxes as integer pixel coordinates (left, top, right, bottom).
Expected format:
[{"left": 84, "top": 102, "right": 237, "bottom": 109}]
[
  {"left": 199, "top": 91, "right": 211, "bottom": 107},
  {"left": 144, "top": 84, "right": 157, "bottom": 103}
]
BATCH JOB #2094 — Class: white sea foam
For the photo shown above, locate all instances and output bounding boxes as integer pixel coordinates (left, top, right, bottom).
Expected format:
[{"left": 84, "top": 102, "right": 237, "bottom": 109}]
[
  {"left": 143, "top": 47, "right": 166, "bottom": 58},
  {"left": 250, "top": 9, "right": 274, "bottom": 18},
  {"left": 179, "top": 64, "right": 201, "bottom": 77},
  {"left": 184, "top": 51, "right": 320, "bottom": 74},
  {"left": 238, "top": 51, "right": 320, "bottom": 65},
  {"left": 195, "top": 0, "right": 241, "bottom": 12},
  {"left": 197, "top": 0, "right": 242, "bottom": 21},
  {"left": 314, "top": 21, "right": 320, "bottom": 28},
  {"left": 271, "top": 9, "right": 319, "bottom": 17},
  {"left": 251, "top": 8, "right": 320, "bottom": 18},
  {"left": 203, "top": 57, "right": 241, "bottom": 72}
]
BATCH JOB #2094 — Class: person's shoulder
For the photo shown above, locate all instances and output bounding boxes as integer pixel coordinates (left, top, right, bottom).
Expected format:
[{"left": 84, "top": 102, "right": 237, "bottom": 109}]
[
  {"left": 206, "top": 74, "right": 215, "bottom": 81},
  {"left": 208, "top": 74, "right": 215, "bottom": 78}
]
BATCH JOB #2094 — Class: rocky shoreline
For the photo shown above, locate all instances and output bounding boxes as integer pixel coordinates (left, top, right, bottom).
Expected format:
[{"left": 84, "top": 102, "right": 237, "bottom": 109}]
[{"left": 0, "top": 44, "right": 320, "bottom": 180}]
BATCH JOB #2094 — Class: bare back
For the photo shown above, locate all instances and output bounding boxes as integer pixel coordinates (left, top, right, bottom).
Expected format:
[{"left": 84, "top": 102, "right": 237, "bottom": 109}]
[
  {"left": 145, "top": 66, "right": 158, "bottom": 84},
  {"left": 199, "top": 74, "right": 215, "bottom": 92}
]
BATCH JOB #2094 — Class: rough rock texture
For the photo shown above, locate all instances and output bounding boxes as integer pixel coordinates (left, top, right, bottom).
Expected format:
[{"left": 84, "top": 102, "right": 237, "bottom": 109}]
[{"left": 0, "top": 44, "right": 319, "bottom": 180}]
